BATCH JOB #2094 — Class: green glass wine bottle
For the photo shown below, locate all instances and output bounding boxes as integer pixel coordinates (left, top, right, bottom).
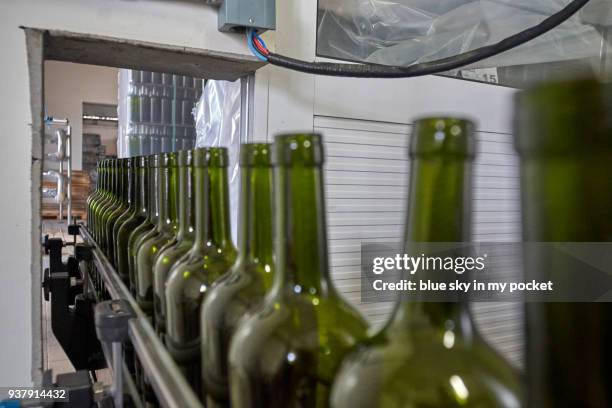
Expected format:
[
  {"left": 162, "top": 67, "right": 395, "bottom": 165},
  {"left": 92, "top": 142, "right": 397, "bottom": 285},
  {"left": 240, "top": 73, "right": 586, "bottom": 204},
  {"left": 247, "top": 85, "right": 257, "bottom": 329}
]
[
  {"left": 516, "top": 79, "right": 612, "bottom": 407},
  {"left": 329, "top": 118, "right": 521, "bottom": 408},
  {"left": 98, "top": 159, "right": 122, "bottom": 253},
  {"left": 116, "top": 156, "right": 149, "bottom": 285},
  {"left": 127, "top": 155, "right": 159, "bottom": 294},
  {"left": 95, "top": 159, "right": 116, "bottom": 245},
  {"left": 165, "top": 147, "right": 237, "bottom": 394},
  {"left": 112, "top": 157, "right": 137, "bottom": 268},
  {"left": 105, "top": 158, "right": 130, "bottom": 266},
  {"left": 93, "top": 159, "right": 114, "bottom": 243},
  {"left": 130, "top": 154, "right": 164, "bottom": 296},
  {"left": 94, "top": 159, "right": 111, "bottom": 235},
  {"left": 153, "top": 150, "right": 195, "bottom": 336},
  {"left": 135, "top": 152, "right": 179, "bottom": 319},
  {"left": 229, "top": 134, "right": 368, "bottom": 408},
  {"left": 86, "top": 161, "right": 102, "bottom": 231},
  {"left": 201, "top": 143, "right": 275, "bottom": 407}
]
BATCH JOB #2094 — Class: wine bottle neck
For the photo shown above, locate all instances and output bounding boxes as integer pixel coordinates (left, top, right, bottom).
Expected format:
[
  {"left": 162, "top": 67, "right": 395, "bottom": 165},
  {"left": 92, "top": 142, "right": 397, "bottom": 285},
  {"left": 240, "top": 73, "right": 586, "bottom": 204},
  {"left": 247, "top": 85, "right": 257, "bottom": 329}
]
[
  {"left": 148, "top": 164, "right": 159, "bottom": 224},
  {"left": 127, "top": 163, "right": 136, "bottom": 208},
  {"left": 392, "top": 122, "right": 474, "bottom": 335},
  {"left": 188, "top": 165, "right": 196, "bottom": 236},
  {"left": 156, "top": 165, "right": 171, "bottom": 230},
  {"left": 113, "top": 163, "right": 120, "bottom": 198},
  {"left": 136, "top": 164, "right": 148, "bottom": 215},
  {"left": 209, "top": 166, "right": 233, "bottom": 250},
  {"left": 275, "top": 164, "right": 331, "bottom": 295},
  {"left": 176, "top": 162, "right": 192, "bottom": 241},
  {"left": 106, "top": 165, "right": 113, "bottom": 196},
  {"left": 238, "top": 165, "right": 273, "bottom": 267},
  {"left": 168, "top": 162, "right": 179, "bottom": 227},
  {"left": 95, "top": 165, "right": 101, "bottom": 191},
  {"left": 120, "top": 164, "right": 125, "bottom": 201},
  {"left": 193, "top": 165, "right": 209, "bottom": 247},
  {"left": 121, "top": 162, "right": 129, "bottom": 205},
  {"left": 100, "top": 166, "right": 106, "bottom": 193}
]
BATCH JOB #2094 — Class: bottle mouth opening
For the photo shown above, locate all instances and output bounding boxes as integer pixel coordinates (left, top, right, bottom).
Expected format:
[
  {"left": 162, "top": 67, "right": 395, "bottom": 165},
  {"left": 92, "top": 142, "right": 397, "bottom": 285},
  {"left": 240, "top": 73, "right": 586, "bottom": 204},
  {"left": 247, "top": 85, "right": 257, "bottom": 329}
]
[
  {"left": 273, "top": 133, "right": 324, "bottom": 166},
  {"left": 177, "top": 150, "right": 192, "bottom": 167},
  {"left": 514, "top": 78, "right": 612, "bottom": 155},
  {"left": 137, "top": 156, "right": 149, "bottom": 168},
  {"left": 410, "top": 117, "right": 476, "bottom": 159},
  {"left": 149, "top": 153, "right": 163, "bottom": 168},
  {"left": 167, "top": 152, "right": 179, "bottom": 167},
  {"left": 192, "top": 147, "right": 229, "bottom": 167},
  {"left": 240, "top": 143, "right": 273, "bottom": 167},
  {"left": 208, "top": 147, "right": 229, "bottom": 168}
]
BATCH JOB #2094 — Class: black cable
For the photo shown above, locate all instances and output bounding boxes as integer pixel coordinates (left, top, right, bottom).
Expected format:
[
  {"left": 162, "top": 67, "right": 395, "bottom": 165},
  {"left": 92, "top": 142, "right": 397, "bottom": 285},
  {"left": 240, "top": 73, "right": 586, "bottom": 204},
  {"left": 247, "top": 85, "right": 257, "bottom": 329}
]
[{"left": 265, "top": 0, "right": 590, "bottom": 78}]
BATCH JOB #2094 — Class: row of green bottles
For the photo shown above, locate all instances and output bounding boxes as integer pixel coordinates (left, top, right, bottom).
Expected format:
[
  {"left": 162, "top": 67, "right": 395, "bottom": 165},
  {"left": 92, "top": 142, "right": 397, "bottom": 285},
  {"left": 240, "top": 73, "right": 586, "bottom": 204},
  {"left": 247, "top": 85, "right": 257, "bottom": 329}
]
[
  {"left": 87, "top": 158, "right": 112, "bottom": 245},
  {"left": 224, "top": 128, "right": 520, "bottom": 408},
  {"left": 225, "top": 135, "right": 369, "bottom": 407},
  {"left": 87, "top": 158, "right": 128, "bottom": 263},
  {"left": 86, "top": 128, "right": 519, "bottom": 407},
  {"left": 164, "top": 147, "right": 237, "bottom": 393},
  {"left": 200, "top": 144, "right": 276, "bottom": 407},
  {"left": 97, "top": 159, "right": 121, "bottom": 254},
  {"left": 90, "top": 148, "right": 237, "bottom": 399},
  {"left": 87, "top": 77, "right": 610, "bottom": 407},
  {"left": 153, "top": 150, "right": 196, "bottom": 337}
]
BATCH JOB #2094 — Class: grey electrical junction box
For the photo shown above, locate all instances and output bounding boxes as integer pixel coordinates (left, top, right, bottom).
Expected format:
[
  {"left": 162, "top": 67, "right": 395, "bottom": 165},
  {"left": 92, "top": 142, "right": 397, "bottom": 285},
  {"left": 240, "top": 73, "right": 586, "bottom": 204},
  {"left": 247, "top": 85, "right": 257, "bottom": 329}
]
[{"left": 218, "top": 0, "right": 275, "bottom": 33}]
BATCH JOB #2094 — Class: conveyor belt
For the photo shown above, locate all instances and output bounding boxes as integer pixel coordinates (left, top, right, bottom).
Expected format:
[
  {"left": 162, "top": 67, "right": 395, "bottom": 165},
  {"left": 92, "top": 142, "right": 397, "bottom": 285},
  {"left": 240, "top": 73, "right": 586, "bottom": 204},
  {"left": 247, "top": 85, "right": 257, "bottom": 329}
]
[{"left": 80, "top": 223, "right": 203, "bottom": 408}]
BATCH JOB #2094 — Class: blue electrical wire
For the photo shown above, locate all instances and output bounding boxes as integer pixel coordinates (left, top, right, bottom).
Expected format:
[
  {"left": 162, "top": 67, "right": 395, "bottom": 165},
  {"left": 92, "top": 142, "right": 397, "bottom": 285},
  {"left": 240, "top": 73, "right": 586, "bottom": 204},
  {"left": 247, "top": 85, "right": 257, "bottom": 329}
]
[
  {"left": 247, "top": 29, "right": 268, "bottom": 62},
  {"left": 254, "top": 31, "right": 268, "bottom": 52}
]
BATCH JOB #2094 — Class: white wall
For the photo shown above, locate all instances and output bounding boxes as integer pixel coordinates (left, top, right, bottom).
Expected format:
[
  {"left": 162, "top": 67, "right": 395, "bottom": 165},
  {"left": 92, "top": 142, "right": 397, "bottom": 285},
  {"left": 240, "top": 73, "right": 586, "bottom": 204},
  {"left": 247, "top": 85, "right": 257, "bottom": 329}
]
[
  {"left": 0, "top": 0, "right": 252, "bottom": 386},
  {"left": 45, "top": 62, "right": 119, "bottom": 170}
]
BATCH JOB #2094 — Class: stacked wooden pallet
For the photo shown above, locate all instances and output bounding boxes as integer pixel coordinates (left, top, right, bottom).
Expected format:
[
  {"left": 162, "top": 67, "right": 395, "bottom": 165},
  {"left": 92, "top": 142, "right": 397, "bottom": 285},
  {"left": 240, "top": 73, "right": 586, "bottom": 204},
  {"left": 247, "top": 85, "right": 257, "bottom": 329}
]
[{"left": 42, "top": 170, "right": 91, "bottom": 220}]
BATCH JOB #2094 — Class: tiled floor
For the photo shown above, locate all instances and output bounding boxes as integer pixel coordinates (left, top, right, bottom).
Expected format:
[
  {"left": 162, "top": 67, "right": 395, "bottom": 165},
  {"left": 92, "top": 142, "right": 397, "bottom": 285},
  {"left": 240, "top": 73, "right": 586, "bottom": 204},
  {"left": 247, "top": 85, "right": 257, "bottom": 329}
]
[{"left": 41, "top": 221, "right": 111, "bottom": 385}]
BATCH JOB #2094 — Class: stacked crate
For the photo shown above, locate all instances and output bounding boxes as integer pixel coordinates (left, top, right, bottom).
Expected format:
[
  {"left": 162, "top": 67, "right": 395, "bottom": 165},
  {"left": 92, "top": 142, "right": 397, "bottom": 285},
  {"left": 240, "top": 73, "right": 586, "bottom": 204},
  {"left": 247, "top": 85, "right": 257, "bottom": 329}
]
[{"left": 42, "top": 170, "right": 91, "bottom": 220}]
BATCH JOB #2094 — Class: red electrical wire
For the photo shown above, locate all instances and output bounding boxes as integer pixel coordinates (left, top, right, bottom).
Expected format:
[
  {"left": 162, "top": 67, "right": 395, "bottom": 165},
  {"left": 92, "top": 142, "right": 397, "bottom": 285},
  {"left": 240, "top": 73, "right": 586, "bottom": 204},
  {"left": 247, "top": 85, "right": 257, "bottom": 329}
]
[{"left": 253, "top": 35, "right": 269, "bottom": 55}]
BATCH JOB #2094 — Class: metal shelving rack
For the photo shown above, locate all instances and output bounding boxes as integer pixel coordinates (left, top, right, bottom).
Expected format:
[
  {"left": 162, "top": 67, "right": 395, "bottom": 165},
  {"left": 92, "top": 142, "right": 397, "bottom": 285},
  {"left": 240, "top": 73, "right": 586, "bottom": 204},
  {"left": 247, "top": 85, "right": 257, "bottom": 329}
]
[
  {"left": 79, "top": 225, "right": 204, "bottom": 408},
  {"left": 43, "top": 118, "right": 73, "bottom": 224}
]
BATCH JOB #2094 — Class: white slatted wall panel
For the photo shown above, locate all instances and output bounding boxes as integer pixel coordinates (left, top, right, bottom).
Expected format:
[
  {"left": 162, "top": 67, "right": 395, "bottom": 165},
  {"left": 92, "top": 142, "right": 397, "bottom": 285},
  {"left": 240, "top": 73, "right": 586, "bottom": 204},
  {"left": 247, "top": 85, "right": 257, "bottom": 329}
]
[{"left": 316, "top": 116, "right": 524, "bottom": 367}]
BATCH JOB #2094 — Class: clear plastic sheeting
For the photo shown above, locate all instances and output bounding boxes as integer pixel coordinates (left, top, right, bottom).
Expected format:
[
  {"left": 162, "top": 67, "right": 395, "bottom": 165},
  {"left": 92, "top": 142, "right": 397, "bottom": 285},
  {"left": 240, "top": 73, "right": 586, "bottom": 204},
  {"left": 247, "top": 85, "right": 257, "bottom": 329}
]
[
  {"left": 317, "top": 0, "right": 609, "bottom": 74},
  {"left": 194, "top": 79, "right": 242, "bottom": 244}
]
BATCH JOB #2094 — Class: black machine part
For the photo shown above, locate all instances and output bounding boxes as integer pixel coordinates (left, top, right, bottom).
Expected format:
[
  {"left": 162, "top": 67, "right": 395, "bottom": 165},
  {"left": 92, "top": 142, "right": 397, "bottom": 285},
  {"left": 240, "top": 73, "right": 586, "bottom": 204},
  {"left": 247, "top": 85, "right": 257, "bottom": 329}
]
[{"left": 42, "top": 237, "right": 105, "bottom": 372}]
